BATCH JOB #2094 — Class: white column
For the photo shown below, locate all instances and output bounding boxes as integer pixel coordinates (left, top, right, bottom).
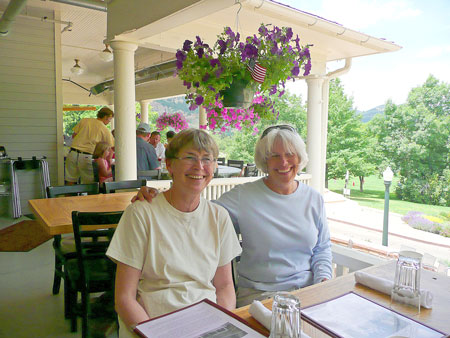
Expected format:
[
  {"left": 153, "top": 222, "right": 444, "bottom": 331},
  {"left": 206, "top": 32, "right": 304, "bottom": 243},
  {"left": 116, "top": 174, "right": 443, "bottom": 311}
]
[
  {"left": 199, "top": 106, "right": 206, "bottom": 127},
  {"left": 306, "top": 76, "right": 324, "bottom": 193},
  {"left": 110, "top": 40, "right": 138, "bottom": 181},
  {"left": 321, "top": 79, "right": 330, "bottom": 190},
  {"left": 140, "top": 100, "right": 149, "bottom": 123}
]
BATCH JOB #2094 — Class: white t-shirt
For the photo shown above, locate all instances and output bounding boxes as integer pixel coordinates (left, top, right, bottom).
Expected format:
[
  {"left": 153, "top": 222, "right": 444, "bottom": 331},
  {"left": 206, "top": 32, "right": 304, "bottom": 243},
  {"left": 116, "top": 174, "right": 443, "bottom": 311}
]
[
  {"left": 155, "top": 142, "right": 165, "bottom": 159},
  {"left": 107, "top": 194, "right": 241, "bottom": 336}
]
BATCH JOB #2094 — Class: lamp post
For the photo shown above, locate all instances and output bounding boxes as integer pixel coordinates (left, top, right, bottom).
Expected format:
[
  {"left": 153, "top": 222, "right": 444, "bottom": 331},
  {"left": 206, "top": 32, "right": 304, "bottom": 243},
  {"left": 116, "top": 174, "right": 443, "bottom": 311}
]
[{"left": 382, "top": 166, "right": 394, "bottom": 246}]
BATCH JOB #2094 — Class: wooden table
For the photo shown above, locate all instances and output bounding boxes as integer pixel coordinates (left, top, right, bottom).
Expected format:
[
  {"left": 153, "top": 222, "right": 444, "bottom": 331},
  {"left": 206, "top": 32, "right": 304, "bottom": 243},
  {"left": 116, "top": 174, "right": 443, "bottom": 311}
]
[
  {"left": 233, "top": 261, "right": 450, "bottom": 336},
  {"left": 29, "top": 191, "right": 136, "bottom": 235}
]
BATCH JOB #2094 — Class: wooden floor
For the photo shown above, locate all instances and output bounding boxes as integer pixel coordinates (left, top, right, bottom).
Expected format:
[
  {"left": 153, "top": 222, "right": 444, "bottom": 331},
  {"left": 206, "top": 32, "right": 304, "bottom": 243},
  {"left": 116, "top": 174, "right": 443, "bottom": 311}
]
[{"left": 0, "top": 216, "right": 117, "bottom": 338}]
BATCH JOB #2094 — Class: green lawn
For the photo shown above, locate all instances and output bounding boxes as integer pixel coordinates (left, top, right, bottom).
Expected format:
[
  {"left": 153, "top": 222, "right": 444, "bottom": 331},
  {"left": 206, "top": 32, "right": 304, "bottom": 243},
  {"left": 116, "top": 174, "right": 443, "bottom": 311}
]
[{"left": 327, "top": 175, "right": 450, "bottom": 217}]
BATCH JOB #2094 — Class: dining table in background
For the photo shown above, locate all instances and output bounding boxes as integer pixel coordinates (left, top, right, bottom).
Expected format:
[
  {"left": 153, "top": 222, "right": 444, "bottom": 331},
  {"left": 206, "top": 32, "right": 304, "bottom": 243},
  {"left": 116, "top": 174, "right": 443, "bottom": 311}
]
[
  {"left": 217, "top": 164, "right": 242, "bottom": 177},
  {"left": 29, "top": 191, "right": 136, "bottom": 235},
  {"left": 232, "top": 260, "right": 450, "bottom": 337}
]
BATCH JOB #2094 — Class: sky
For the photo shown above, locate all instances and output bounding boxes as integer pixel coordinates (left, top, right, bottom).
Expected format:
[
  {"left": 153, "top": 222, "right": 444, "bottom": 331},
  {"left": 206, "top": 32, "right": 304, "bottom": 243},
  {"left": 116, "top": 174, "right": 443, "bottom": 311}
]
[{"left": 281, "top": 0, "right": 450, "bottom": 111}]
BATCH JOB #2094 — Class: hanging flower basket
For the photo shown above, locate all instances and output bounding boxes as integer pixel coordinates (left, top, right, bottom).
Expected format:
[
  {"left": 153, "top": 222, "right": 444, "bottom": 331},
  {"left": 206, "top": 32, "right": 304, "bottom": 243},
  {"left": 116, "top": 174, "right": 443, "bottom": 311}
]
[
  {"left": 176, "top": 23, "right": 312, "bottom": 133},
  {"left": 220, "top": 78, "right": 255, "bottom": 109},
  {"left": 155, "top": 112, "right": 189, "bottom": 132}
]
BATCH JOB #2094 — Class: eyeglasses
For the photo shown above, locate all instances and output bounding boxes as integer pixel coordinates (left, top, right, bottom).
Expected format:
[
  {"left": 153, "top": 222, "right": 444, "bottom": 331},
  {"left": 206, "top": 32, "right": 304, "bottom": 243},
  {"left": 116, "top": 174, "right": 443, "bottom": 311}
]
[
  {"left": 261, "top": 125, "right": 296, "bottom": 139},
  {"left": 175, "top": 155, "right": 216, "bottom": 166}
]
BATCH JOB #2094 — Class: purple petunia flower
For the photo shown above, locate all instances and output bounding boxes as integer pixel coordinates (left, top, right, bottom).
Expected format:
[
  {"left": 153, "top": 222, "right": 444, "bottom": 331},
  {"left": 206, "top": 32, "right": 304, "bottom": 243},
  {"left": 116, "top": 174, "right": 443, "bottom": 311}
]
[
  {"left": 183, "top": 80, "right": 191, "bottom": 89},
  {"left": 303, "top": 59, "right": 312, "bottom": 76},
  {"left": 195, "top": 36, "right": 203, "bottom": 47},
  {"left": 202, "top": 73, "right": 210, "bottom": 82},
  {"left": 176, "top": 50, "right": 186, "bottom": 62},
  {"left": 210, "top": 58, "right": 221, "bottom": 68},
  {"left": 193, "top": 82, "right": 200, "bottom": 88},
  {"left": 258, "top": 25, "right": 268, "bottom": 36},
  {"left": 195, "top": 96, "right": 204, "bottom": 106},
  {"left": 269, "top": 85, "right": 277, "bottom": 95},
  {"left": 242, "top": 43, "right": 258, "bottom": 61},
  {"left": 217, "top": 40, "right": 227, "bottom": 54},
  {"left": 197, "top": 47, "right": 204, "bottom": 58},
  {"left": 175, "top": 60, "right": 183, "bottom": 70},
  {"left": 183, "top": 40, "right": 193, "bottom": 52},
  {"left": 291, "top": 66, "right": 299, "bottom": 76},
  {"left": 286, "top": 27, "right": 293, "bottom": 41}
]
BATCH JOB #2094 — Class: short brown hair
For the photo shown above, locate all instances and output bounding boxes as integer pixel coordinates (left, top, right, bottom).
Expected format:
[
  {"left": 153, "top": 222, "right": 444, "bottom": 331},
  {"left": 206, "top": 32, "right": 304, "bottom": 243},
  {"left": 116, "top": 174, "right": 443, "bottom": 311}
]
[
  {"left": 165, "top": 128, "right": 218, "bottom": 159},
  {"left": 97, "top": 107, "right": 114, "bottom": 119}
]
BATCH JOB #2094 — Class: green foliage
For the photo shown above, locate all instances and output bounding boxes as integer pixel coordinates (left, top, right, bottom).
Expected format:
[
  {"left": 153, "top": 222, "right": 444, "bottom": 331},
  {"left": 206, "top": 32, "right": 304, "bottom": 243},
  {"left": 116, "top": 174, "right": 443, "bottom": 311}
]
[
  {"left": 63, "top": 106, "right": 101, "bottom": 135},
  {"left": 372, "top": 75, "right": 450, "bottom": 206},
  {"left": 326, "top": 79, "right": 376, "bottom": 188}
]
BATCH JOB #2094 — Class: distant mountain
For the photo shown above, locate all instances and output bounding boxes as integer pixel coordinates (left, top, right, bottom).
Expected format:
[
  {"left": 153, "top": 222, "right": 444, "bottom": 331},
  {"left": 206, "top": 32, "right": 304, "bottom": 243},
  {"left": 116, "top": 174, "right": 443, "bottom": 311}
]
[
  {"left": 357, "top": 105, "right": 385, "bottom": 122},
  {"left": 150, "top": 97, "right": 385, "bottom": 126},
  {"left": 149, "top": 96, "right": 199, "bottom": 127}
]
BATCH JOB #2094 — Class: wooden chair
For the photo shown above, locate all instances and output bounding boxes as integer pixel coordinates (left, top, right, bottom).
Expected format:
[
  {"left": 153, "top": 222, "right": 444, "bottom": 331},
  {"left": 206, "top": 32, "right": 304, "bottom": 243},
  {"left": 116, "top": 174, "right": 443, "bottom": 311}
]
[
  {"left": 227, "top": 159, "right": 244, "bottom": 169},
  {"left": 46, "top": 184, "right": 100, "bottom": 302},
  {"left": 217, "top": 157, "right": 226, "bottom": 165},
  {"left": 137, "top": 169, "right": 162, "bottom": 180},
  {"left": 66, "top": 210, "right": 122, "bottom": 336},
  {"left": 104, "top": 179, "right": 147, "bottom": 193},
  {"left": 244, "top": 163, "right": 258, "bottom": 177}
]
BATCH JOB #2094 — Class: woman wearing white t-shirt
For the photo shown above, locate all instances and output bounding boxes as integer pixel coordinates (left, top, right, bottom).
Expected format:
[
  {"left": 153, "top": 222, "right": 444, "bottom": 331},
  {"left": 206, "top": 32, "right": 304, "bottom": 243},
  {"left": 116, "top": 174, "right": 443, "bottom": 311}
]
[{"left": 107, "top": 129, "right": 242, "bottom": 337}]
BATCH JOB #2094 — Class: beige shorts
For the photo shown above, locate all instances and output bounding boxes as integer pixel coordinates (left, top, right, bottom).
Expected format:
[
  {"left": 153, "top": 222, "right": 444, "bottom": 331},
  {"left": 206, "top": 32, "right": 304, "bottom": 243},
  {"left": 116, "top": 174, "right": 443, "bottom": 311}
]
[{"left": 65, "top": 150, "right": 94, "bottom": 184}]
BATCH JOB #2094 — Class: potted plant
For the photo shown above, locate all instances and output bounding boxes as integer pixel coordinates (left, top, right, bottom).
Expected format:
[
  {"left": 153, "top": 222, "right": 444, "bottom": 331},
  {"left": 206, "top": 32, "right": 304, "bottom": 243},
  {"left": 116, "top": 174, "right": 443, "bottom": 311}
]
[
  {"left": 176, "top": 23, "right": 311, "bottom": 133},
  {"left": 155, "top": 112, "right": 189, "bottom": 132}
]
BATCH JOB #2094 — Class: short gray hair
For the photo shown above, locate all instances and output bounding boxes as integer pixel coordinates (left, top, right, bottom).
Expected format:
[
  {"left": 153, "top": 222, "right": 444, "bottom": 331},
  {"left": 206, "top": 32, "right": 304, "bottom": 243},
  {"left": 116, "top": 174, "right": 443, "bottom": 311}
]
[
  {"left": 254, "top": 125, "right": 308, "bottom": 174},
  {"left": 165, "top": 128, "right": 219, "bottom": 159}
]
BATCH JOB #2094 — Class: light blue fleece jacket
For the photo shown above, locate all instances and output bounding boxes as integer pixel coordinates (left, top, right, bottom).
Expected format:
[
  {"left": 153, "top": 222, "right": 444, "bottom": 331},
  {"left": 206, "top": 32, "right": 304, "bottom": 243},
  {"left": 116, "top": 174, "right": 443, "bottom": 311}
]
[{"left": 216, "top": 178, "right": 332, "bottom": 291}]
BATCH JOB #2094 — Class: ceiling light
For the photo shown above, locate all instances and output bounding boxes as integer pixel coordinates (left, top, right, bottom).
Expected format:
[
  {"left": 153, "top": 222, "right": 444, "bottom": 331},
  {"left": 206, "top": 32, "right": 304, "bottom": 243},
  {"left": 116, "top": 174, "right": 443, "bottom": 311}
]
[
  {"left": 70, "top": 59, "right": 84, "bottom": 75},
  {"left": 99, "top": 43, "right": 113, "bottom": 62}
]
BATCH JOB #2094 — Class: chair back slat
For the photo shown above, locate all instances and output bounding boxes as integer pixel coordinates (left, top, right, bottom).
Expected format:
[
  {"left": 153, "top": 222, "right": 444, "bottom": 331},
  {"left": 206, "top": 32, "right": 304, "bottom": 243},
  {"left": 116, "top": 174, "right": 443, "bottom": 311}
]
[
  {"left": 104, "top": 179, "right": 147, "bottom": 193},
  {"left": 227, "top": 159, "right": 244, "bottom": 169},
  {"left": 137, "top": 170, "right": 161, "bottom": 180},
  {"left": 217, "top": 157, "right": 226, "bottom": 165},
  {"left": 47, "top": 183, "right": 100, "bottom": 198},
  {"left": 71, "top": 211, "right": 123, "bottom": 283}
]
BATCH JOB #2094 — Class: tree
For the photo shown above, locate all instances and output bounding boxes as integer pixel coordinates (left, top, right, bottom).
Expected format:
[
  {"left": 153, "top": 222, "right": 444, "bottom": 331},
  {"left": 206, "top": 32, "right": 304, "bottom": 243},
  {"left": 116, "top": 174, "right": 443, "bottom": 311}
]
[
  {"left": 326, "top": 78, "right": 374, "bottom": 190},
  {"left": 373, "top": 75, "right": 450, "bottom": 205}
]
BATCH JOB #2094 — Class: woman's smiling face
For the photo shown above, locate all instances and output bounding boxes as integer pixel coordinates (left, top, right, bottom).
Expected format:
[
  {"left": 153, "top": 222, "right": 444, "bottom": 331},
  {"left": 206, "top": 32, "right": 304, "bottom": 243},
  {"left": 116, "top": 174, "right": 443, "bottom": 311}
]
[
  {"left": 166, "top": 146, "right": 215, "bottom": 195},
  {"left": 266, "top": 139, "right": 300, "bottom": 185}
]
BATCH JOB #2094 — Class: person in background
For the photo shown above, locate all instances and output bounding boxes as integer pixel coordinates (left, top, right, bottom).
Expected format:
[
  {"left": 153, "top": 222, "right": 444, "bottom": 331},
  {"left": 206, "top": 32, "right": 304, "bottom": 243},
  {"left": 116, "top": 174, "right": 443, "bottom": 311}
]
[
  {"left": 93, "top": 142, "right": 113, "bottom": 184},
  {"left": 107, "top": 129, "right": 241, "bottom": 337},
  {"left": 65, "top": 107, "right": 114, "bottom": 185},
  {"left": 165, "top": 130, "right": 176, "bottom": 148},
  {"left": 148, "top": 131, "right": 165, "bottom": 160},
  {"left": 136, "top": 123, "right": 160, "bottom": 177},
  {"left": 133, "top": 125, "right": 332, "bottom": 307}
]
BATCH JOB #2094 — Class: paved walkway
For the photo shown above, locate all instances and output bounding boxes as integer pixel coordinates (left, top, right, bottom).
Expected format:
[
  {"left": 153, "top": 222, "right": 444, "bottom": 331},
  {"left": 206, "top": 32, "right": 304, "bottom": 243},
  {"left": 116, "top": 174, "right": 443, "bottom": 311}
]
[{"left": 323, "top": 190, "right": 450, "bottom": 269}]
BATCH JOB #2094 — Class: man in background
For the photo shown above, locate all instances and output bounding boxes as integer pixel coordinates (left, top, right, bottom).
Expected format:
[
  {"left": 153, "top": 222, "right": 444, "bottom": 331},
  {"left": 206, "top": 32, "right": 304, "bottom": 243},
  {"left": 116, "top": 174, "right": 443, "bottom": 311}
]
[
  {"left": 65, "top": 107, "right": 114, "bottom": 184},
  {"left": 136, "top": 123, "right": 160, "bottom": 178},
  {"left": 149, "top": 131, "right": 165, "bottom": 160}
]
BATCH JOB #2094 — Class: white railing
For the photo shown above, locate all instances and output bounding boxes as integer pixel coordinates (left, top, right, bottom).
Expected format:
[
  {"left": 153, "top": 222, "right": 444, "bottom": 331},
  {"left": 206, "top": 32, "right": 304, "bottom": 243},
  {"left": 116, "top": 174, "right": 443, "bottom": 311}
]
[
  {"left": 331, "top": 243, "right": 388, "bottom": 277},
  {"left": 147, "top": 174, "right": 312, "bottom": 200}
]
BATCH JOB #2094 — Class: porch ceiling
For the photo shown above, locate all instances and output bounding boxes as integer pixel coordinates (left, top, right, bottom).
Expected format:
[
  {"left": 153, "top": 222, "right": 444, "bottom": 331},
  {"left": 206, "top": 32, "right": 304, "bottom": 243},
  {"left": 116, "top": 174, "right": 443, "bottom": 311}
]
[{"left": 0, "top": 0, "right": 401, "bottom": 104}]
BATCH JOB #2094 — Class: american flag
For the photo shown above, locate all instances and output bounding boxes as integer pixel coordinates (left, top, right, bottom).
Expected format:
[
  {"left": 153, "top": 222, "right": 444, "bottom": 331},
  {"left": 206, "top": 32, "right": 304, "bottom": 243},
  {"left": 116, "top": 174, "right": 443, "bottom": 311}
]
[{"left": 247, "top": 59, "right": 266, "bottom": 83}]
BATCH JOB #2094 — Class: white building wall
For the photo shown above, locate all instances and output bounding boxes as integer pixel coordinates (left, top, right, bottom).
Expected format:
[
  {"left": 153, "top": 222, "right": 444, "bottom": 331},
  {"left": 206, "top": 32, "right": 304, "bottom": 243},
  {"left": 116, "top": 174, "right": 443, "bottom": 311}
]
[{"left": 0, "top": 12, "right": 58, "bottom": 216}]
